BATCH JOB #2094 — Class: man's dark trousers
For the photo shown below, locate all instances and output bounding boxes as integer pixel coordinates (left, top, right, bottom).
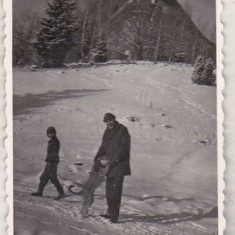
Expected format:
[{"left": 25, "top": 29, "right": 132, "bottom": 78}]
[
  {"left": 106, "top": 176, "right": 124, "bottom": 221},
  {"left": 39, "top": 163, "right": 64, "bottom": 194}
]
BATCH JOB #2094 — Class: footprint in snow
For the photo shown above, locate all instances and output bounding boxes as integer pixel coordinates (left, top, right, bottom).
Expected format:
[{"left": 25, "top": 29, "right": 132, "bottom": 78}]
[
  {"left": 74, "top": 162, "right": 83, "bottom": 166},
  {"left": 127, "top": 116, "right": 139, "bottom": 122},
  {"left": 163, "top": 124, "right": 173, "bottom": 129}
]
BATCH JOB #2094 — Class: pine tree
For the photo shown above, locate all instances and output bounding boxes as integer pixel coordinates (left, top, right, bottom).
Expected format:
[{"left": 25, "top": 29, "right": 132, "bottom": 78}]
[
  {"left": 191, "top": 56, "right": 215, "bottom": 85},
  {"left": 200, "top": 58, "right": 215, "bottom": 85},
  {"left": 34, "top": 0, "right": 76, "bottom": 67},
  {"left": 191, "top": 55, "right": 205, "bottom": 84}
]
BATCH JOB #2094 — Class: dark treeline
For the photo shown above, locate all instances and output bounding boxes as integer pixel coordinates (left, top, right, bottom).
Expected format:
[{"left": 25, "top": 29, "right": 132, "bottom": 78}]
[{"left": 13, "top": 0, "right": 215, "bottom": 67}]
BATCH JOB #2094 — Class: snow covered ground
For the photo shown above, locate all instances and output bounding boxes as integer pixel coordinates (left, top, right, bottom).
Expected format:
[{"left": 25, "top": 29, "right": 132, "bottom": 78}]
[{"left": 13, "top": 62, "right": 217, "bottom": 234}]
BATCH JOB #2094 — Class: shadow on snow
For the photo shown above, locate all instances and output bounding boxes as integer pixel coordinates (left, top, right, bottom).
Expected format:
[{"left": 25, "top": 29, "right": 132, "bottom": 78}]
[
  {"left": 66, "top": 192, "right": 217, "bottom": 224},
  {"left": 120, "top": 206, "right": 217, "bottom": 225},
  {"left": 119, "top": 194, "right": 217, "bottom": 224},
  {"left": 13, "top": 89, "right": 108, "bottom": 116}
]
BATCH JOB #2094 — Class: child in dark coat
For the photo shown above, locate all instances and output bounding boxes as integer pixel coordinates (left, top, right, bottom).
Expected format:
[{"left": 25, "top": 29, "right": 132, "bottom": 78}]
[{"left": 31, "top": 127, "right": 65, "bottom": 200}]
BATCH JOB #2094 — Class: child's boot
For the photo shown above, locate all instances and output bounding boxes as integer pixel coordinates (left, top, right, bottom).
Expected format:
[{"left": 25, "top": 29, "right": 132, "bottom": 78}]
[
  {"left": 55, "top": 192, "right": 65, "bottom": 200},
  {"left": 31, "top": 185, "right": 44, "bottom": 197},
  {"left": 54, "top": 183, "right": 65, "bottom": 200},
  {"left": 31, "top": 190, "right": 42, "bottom": 197}
]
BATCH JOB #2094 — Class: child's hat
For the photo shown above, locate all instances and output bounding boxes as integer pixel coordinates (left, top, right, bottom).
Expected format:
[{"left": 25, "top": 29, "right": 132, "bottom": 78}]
[{"left": 47, "top": 126, "right": 56, "bottom": 134}]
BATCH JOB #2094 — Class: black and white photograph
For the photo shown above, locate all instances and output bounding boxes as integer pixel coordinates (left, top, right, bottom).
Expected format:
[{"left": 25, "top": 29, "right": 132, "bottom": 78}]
[{"left": 11, "top": 0, "right": 219, "bottom": 234}]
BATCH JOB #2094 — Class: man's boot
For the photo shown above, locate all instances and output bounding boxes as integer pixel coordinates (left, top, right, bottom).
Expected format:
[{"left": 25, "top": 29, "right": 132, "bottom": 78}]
[
  {"left": 110, "top": 217, "right": 118, "bottom": 223},
  {"left": 100, "top": 214, "right": 111, "bottom": 219}
]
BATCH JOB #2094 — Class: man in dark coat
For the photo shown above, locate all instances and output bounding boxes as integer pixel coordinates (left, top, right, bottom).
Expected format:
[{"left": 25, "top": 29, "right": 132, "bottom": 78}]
[
  {"left": 31, "top": 126, "right": 65, "bottom": 200},
  {"left": 94, "top": 113, "right": 131, "bottom": 223}
]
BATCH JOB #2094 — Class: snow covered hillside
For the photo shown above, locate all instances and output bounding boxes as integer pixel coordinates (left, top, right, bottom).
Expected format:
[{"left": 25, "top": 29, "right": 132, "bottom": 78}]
[{"left": 13, "top": 62, "right": 217, "bottom": 234}]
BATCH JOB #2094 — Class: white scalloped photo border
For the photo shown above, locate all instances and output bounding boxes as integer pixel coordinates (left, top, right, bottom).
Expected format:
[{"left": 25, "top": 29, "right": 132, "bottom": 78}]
[
  {"left": 3, "top": 0, "right": 13, "bottom": 234},
  {"left": 221, "top": 0, "right": 235, "bottom": 234},
  {"left": 0, "top": 0, "right": 229, "bottom": 234},
  {"left": 0, "top": 0, "right": 7, "bottom": 234}
]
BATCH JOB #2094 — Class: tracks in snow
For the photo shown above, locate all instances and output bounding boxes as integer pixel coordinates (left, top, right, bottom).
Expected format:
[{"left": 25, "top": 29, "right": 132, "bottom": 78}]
[
  {"left": 146, "top": 78, "right": 216, "bottom": 120},
  {"left": 14, "top": 182, "right": 217, "bottom": 235}
]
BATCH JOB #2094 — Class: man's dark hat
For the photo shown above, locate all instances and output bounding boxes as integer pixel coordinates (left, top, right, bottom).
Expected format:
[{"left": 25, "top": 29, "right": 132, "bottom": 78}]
[
  {"left": 47, "top": 126, "right": 56, "bottom": 135},
  {"left": 103, "top": 113, "right": 116, "bottom": 122}
]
